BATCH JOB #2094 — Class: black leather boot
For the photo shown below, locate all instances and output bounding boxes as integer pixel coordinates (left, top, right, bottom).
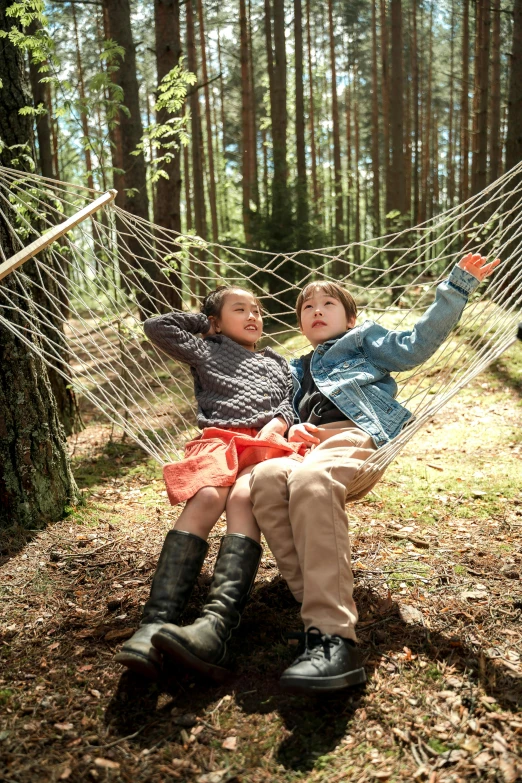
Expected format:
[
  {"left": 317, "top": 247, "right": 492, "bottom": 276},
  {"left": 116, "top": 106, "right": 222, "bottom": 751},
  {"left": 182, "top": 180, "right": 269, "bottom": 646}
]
[
  {"left": 151, "top": 534, "right": 262, "bottom": 681},
  {"left": 279, "top": 627, "right": 366, "bottom": 695},
  {"left": 114, "top": 530, "right": 208, "bottom": 679}
]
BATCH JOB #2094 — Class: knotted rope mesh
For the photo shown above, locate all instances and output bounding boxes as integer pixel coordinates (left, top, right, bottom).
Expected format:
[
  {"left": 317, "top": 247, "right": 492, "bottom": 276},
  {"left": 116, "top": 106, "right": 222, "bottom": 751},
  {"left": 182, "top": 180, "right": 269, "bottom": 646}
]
[{"left": 0, "top": 164, "right": 521, "bottom": 496}]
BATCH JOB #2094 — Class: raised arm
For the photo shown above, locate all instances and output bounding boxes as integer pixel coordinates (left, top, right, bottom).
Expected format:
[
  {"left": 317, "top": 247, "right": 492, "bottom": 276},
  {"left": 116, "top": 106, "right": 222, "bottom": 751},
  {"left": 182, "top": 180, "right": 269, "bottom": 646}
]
[
  {"left": 143, "top": 311, "right": 214, "bottom": 366},
  {"left": 361, "top": 254, "right": 500, "bottom": 373}
]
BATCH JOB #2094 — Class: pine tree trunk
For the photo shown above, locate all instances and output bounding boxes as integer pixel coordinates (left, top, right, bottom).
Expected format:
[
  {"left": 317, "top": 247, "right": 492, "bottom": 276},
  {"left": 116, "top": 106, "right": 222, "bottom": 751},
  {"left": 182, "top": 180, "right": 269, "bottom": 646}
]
[
  {"left": 371, "top": 0, "right": 380, "bottom": 236},
  {"left": 240, "top": 0, "right": 254, "bottom": 242},
  {"left": 447, "top": 0, "right": 455, "bottom": 207},
  {"left": 411, "top": 0, "right": 419, "bottom": 223},
  {"left": 328, "top": 0, "right": 343, "bottom": 246},
  {"left": 197, "top": 0, "right": 219, "bottom": 247},
  {"left": 186, "top": 0, "right": 207, "bottom": 244},
  {"left": 420, "top": 4, "right": 433, "bottom": 224},
  {"left": 154, "top": 0, "right": 183, "bottom": 309},
  {"left": 472, "top": 0, "right": 490, "bottom": 195},
  {"left": 294, "top": 0, "right": 308, "bottom": 237},
  {"left": 506, "top": 0, "right": 522, "bottom": 172},
  {"left": 217, "top": 26, "right": 230, "bottom": 233},
  {"left": 380, "top": 0, "right": 391, "bottom": 221},
  {"left": 28, "top": 21, "right": 55, "bottom": 180},
  {"left": 460, "top": 0, "right": 470, "bottom": 202},
  {"left": 0, "top": 3, "right": 79, "bottom": 529},
  {"left": 248, "top": 0, "right": 259, "bottom": 213},
  {"left": 71, "top": 1, "right": 94, "bottom": 192},
  {"left": 389, "top": 0, "right": 405, "bottom": 221},
  {"left": 103, "top": 0, "right": 162, "bottom": 319},
  {"left": 489, "top": 0, "right": 501, "bottom": 183},
  {"left": 306, "top": 0, "right": 319, "bottom": 207},
  {"left": 270, "top": 0, "right": 291, "bottom": 256},
  {"left": 345, "top": 80, "right": 352, "bottom": 244}
]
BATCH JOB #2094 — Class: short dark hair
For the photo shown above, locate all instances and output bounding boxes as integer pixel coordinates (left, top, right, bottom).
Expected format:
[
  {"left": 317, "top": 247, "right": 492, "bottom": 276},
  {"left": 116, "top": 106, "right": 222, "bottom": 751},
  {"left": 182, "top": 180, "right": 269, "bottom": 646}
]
[
  {"left": 296, "top": 281, "right": 357, "bottom": 325},
  {"left": 201, "top": 286, "right": 262, "bottom": 319}
]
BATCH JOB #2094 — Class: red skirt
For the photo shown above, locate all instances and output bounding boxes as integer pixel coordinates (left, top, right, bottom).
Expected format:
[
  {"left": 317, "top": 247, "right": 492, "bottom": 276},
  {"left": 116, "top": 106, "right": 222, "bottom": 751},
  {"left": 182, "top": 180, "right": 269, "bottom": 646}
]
[{"left": 163, "top": 427, "right": 306, "bottom": 506}]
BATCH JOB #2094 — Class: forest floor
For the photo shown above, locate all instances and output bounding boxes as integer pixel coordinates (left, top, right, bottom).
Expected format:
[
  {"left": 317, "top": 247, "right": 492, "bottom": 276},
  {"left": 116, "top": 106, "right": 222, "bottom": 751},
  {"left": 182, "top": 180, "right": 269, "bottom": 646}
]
[{"left": 1, "top": 343, "right": 522, "bottom": 783}]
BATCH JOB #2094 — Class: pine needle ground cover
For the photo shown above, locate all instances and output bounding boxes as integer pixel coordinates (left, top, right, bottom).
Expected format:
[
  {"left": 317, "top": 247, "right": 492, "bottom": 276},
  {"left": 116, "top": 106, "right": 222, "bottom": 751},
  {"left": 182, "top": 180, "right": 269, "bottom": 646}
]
[{"left": 1, "top": 344, "right": 521, "bottom": 783}]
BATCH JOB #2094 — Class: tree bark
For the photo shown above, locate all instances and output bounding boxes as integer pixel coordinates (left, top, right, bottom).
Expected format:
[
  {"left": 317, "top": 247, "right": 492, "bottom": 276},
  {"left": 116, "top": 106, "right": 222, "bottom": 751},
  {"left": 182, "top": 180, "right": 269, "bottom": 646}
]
[
  {"left": 472, "top": 0, "right": 490, "bottom": 195},
  {"left": 185, "top": 0, "right": 207, "bottom": 246},
  {"left": 306, "top": 0, "right": 319, "bottom": 207},
  {"left": 240, "top": 0, "right": 254, "bottom": 243},
  {"left": 294, "top": 0, "right": 308, "bottom": 236},
  {"left": 380, "top": 0, "right": 391, "bottom": 220},
  {"left": 460, "top": 0, "right": 470, "bottom": 202},
  {"left": 389, "top": 0, "right": 405, "bottom": 220},
  {"left": 488, "top": 0, "right": 501, "bottom": 184},
  {"left": 411, "top": 0, "right": 419, "bottom": 223},
  {"left": 197, "top": 0, "right": 219, "bottom": 247},
  {"left": 0, "top": 2, "right": 79, "bottom": 530},
  {"left": 328, "top": 0, "right": 343, "bottom": 246},
  {"left": 154, "top": 0, "right": 183, "bottom": 309},
  {"left": 506, "top": 0, "right": 522, "bottom": 173},
  {"left": 27, "top": 21, "right": 55, "bottom": 180},
  {"left": 447, "top": 0, "right": 455, "bottom": 206},
  {"left": 103, "top": 0, "right": 159, "bottom": 318}
]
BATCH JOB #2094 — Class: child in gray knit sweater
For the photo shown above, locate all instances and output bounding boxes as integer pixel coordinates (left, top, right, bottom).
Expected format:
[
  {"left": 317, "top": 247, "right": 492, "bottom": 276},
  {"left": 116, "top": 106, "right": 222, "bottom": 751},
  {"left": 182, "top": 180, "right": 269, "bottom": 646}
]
[{"left": 116, "top": 286, "right": 303, "bottom": 682}]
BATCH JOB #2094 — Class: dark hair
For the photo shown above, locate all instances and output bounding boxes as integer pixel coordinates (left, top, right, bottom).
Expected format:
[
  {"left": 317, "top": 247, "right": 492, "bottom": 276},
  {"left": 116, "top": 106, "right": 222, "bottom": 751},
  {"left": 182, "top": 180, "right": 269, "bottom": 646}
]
[
  {"left": 295, "top": 281, "right": 357, "bottom": 325},
  {"left": 201, "top": 286, "right": 262, "bottom": 319}
]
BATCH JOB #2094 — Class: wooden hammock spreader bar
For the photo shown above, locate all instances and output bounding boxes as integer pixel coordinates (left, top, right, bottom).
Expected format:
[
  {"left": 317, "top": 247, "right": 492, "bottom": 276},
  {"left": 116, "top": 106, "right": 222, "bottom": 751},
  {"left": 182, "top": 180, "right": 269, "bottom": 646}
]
[{"left": 0, "top": 188, "right": 117, "bottom": 283}]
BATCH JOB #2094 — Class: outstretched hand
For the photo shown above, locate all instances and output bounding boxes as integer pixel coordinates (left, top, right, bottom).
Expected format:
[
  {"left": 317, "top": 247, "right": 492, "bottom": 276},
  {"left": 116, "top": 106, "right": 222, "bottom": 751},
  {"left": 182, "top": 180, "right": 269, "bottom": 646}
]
[{"left": 458, "top": 252, "right": 501, "bottom": 281}]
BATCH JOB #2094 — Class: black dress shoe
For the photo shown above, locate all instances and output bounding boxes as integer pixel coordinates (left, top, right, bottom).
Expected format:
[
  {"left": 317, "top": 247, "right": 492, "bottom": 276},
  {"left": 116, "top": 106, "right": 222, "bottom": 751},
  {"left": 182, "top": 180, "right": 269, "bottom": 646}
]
[{"left": 280, "top": 627, "right": 366, "bottom": 695}]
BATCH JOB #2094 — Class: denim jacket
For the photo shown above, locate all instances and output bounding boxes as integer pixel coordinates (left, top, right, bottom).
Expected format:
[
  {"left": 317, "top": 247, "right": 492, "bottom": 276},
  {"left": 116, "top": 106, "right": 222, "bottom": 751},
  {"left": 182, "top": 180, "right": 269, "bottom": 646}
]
[{"left": 290, "top": 265, "right": 480, "bottom": 448}]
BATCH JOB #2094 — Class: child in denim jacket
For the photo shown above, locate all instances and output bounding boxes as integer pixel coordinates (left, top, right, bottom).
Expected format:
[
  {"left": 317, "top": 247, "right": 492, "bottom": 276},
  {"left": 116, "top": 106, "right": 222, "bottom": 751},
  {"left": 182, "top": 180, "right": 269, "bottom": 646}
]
[{"left": 249, "top": 253, "right": 500, "bottom": 695}]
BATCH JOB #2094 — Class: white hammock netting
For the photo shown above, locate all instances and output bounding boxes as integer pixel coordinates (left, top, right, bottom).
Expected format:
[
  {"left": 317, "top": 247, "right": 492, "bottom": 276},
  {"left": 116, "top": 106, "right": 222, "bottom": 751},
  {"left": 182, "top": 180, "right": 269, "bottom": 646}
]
[{"left": 0, "top": 164, "right": 521, "bottom": 497}]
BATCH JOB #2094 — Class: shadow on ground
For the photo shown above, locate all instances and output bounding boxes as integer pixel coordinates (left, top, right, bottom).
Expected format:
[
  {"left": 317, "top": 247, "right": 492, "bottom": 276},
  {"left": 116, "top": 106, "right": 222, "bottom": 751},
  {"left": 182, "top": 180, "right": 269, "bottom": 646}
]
[{"left": 104, "top": 577, "right": 521, "bottom": 773}]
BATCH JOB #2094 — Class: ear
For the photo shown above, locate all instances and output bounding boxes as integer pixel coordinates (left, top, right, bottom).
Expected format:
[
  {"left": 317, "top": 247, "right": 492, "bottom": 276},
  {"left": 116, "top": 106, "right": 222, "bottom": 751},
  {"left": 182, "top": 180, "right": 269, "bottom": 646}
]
[
  {"left": 209, "top": 315, "right": 221, "bottom": 334},
  {"left": 346, "top": 316, "right": 356, "bottom": 330}
]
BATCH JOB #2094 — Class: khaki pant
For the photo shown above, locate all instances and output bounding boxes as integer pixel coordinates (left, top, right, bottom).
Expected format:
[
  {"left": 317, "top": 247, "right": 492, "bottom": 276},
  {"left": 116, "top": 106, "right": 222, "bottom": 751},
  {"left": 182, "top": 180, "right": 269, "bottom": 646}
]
[{"left": 249, "top": 423, "right": 383, "bottom": 640}]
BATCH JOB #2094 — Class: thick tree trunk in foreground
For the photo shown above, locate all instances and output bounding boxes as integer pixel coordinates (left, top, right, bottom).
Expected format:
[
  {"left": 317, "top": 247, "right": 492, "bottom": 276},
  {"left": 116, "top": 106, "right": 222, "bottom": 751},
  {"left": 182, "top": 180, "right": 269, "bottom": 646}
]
[{"left": 0, "top": 3, "right": 79, "bottom": 529}]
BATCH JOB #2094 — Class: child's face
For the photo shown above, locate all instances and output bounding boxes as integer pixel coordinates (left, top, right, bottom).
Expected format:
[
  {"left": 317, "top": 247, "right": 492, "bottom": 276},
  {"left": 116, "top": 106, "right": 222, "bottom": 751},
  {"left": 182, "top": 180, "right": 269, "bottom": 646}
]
[
  {"left": 212, "top": 290, "right": 263, "bottom": 351},
  {"left": 299, "top": 290, "right": 356, "bottom": 347}
]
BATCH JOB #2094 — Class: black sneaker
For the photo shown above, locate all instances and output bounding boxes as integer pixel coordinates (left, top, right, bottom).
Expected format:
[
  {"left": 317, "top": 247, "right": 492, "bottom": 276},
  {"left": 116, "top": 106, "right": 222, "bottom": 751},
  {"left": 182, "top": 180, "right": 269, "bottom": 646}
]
[{"left": 280, "top": 627, "right": 366, "bottom": 695}]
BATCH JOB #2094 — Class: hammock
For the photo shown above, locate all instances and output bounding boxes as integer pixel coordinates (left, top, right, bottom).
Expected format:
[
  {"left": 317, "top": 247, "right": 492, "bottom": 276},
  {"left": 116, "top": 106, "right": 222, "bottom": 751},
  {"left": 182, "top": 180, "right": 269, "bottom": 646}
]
[{"left": 0, "top": 164, "right": 521, "bottom": 498}]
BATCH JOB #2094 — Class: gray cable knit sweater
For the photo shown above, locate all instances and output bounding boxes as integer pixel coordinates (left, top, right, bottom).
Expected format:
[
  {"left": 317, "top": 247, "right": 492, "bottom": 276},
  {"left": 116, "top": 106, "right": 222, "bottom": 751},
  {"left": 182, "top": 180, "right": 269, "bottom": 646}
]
[{"left": 143, "top": 311, "right": 294, "bottom": 430}]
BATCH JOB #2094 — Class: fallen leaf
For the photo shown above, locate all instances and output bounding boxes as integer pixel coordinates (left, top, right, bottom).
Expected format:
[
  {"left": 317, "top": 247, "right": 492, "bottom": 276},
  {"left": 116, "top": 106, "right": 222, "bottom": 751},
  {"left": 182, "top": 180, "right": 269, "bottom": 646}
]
[
  {"left": 94, "top": 758, "right": 120, "bottom": 770},
  {"left": 498, "top": 758, "right": 518, "bottom": 783},
  {"left": 54, "top": 722, "right": 73, "bottom": 731},
  {"left": 59, "top": 767, "right": 72, "bottom": 779},
  {"left": 78, "top": 665, "right": 92, "bottom": 672},
  {"left": 222, "top": 735, "right": 237, "bottom": 751},
  {"left": 90, "top": 689, "right": 101, "bottom": 699}
]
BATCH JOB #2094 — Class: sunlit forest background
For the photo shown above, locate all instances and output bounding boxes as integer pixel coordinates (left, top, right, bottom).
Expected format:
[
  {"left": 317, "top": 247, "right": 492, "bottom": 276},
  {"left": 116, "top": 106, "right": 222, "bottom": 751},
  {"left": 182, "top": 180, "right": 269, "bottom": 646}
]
[{"left": 17, "top": 0, "right": 522, "bottom": 255}]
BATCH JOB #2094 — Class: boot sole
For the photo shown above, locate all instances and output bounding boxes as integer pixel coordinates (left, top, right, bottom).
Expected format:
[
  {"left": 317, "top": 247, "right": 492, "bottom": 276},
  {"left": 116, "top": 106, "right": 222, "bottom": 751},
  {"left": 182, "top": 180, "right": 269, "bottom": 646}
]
[
  {"left": 152, "top": 629, "right": 229, "bottom": 683},
  {"left": 114, "top": 650, "right": 161, "bottom": 681},
  {"left": 280, "top": 666, "right": 366, "bottom": 695}
]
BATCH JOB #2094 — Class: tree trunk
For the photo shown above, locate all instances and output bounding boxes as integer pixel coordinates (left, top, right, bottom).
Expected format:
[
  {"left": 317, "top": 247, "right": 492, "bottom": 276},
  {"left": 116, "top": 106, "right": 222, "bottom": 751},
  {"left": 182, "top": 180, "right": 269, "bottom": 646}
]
[
  {"left": 185, "top": 0, "right": 207, "bottom": 246},
  {"left": 447, "top": 0, "right": 455, "bottom": 206},
  {"left": 270, "top": 0, "right": 292, "bottom": 257},
  {"left": 0, "top": 2, "right": 79, "bottom": 529},
  {"left": 411, "top": 0, "right": 419, "bottom": 223},
  {"left": 306, "top": 0, "right": 319, "bottom": 207},
  {"left": 103, "top": 0, "right": 159, "bottom": 318},
  {"left": 248, "top": 0, "right": 259, "bottom": 213},
  {"left": 460, "top": 0, "right": 470, "bottom": 202},
  {"left": 472, "top": 0, "right": 490, "bottom": 195},
  {"left": 380, "top": 0, "right": 391, "bottom": 220},
  {"left": 294, "top": 0, "right": 308, "bottom": 237},
  {"left": 420, "top": 3, "right": 433, "bottom": 224},
  {"left": 389, "top": 0, "right": 405, "bottom": 220},
  {"left": 217, "top": 25, "right": 230, "bottom": 233},
  {"left": 344, "top": 79, "right": 352, "bottom": 244},
  {"left": 154, "top": 0, "right": 183, "bottom": 309},
  {"left": 489, "top": 0, "right": 501, "bottom": 184},
  {"left": 506, "top": 0, "right": 522, "bottom": 173},
  {"left": 27, "top": 21, "right": 55, "bottom": 180},
  {"left": 328, "top": 0, "right": 343, "bottom": 246},
  {"left": 71, "top": 1, "right": 94, "bottom": 192},
  {"left": 197, "top": 0, "right": 219, "bottom": 247},
  {"left": 240, "top": 0, "right": 254, "bottom": 243}
]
